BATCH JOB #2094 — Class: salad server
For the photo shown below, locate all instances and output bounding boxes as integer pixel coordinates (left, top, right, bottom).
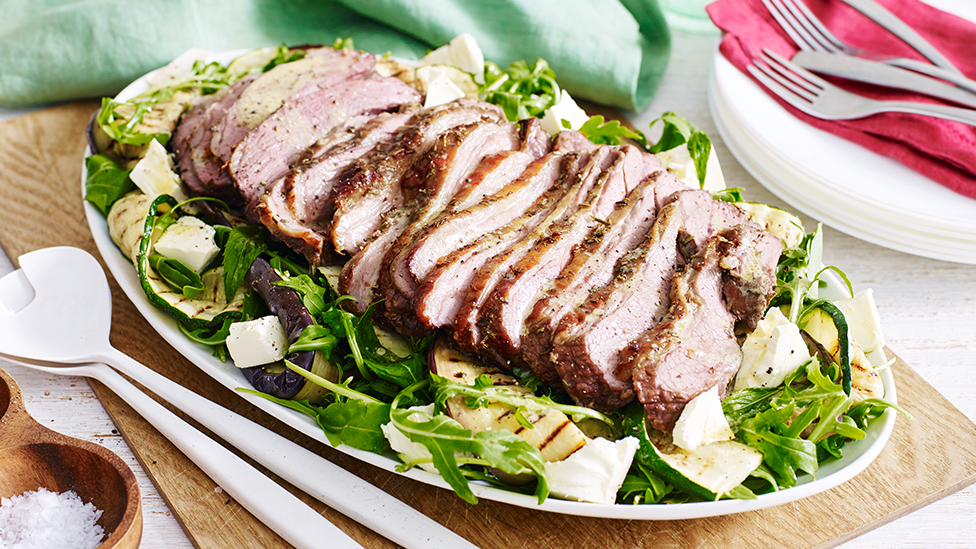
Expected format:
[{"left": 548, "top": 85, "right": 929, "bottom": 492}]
[
  {"left": 762, "top": 0, "right": 976, "bottom": 94},
  {"left": 0, "top": 246, "right": 477, "bottom": 549}
]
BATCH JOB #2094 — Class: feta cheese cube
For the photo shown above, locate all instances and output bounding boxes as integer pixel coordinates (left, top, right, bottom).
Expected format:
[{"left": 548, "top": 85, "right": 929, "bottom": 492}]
[
  {"left": 734, "top": 307, "right": 811, "bottom": 391},
  {"left": 153, "top": 216, "right": 220, "bottom": 273},
  {"left": 672, "top": 385, "right": 734, "bottom": 451},
  {"left": 545, "top": 437, "right": 639, "bottom": 504},
  {"left": 540, "top": 90, "right": 590, "bottom": 134},
  {"left": 380, "top": 405, "right": 439, "bottom": 473},
  {"left": 130, "top": 139, "right": 188, "bottom": 201},
  {"left": 655, "top": 143, "right": 726, "bottom": 193},
  {"left": 422, "top": 68, "right": 466, "bottom": 108},
  {"left": 226, "top": 316, "right": 289, "bottom": 368},
  {"left": 419, "top": 33, "right": 485, "bottom": 83},
  {"left": 834, "top": 289, "right": 885, "bottom": 354}
]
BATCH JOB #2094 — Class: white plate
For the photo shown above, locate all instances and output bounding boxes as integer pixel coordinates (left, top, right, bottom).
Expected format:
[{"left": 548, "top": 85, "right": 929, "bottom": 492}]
[
  {"left": 82, "top": 50, "right": 898, "bottom": 520},
  {"left": 709, "top": 53, "right": 976, "bottom": 265}
]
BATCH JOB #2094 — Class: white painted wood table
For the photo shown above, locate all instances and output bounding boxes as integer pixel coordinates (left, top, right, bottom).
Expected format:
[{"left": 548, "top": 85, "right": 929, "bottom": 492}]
[{"left": 2, "top": 5, "right": 974, "bottom": 547}]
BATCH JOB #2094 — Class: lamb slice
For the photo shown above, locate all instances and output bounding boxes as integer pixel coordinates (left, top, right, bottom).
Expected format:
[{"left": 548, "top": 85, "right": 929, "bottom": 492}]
[
  {"left": 211, "top": 47, "right": 374, "bottom": 163},
  {"left": 402, "top": 120, "right": 553, "bottom": 295},
  {"left": 379, "top": 121, "right": 524, "bottom": 334},
  {"left": 255, "top": 106, "right": 420, "bottom": 266},
  {"left": 521, "top": 168, "right": 671, "bottom": 388},
  {"left": 338, "top": 208, "right": 410, "bottom": 315},
  {"left": 548, "top": 187, "right": 773, "bottom": 412},
  {"left": 553, "top": 129, "right": 599, "bottom": 153},
  {"left": 170, "top": 94, "right": 215, "bottom": 198},
  {"left": 624, "top": 226, "right": 777, "bottom": 431},
  {"left": 445, "top": 118, "right": 552, "bottom": 213},
  {"left": 549, "top": 190, "right": 714, "bottom": 412},
  {"left": 475, "top": 146, "right": 628, "bottom": 368},
  {"left": 452, "top": 149, "right": 603, "bottom": 353},
  {"left": 412, "top": 152, "right": 571, "bottom": 332},
  {"left": 339, "top": 120, "right": 517, "bottom": 316},
  {"left": 397, "top": 119, "right": 549, "bottom": 279},
  {"left": 231, "top": 74, "right": 421, "bottom": 212},
  {"left": 330, "top": 99, "right": 505, "bottom": 256},
  {"left": 720, "top": 223, "right": 782, "bottom": 331}
]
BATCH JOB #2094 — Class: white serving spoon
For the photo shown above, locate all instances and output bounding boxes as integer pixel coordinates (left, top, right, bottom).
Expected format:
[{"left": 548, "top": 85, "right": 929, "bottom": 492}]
[{"left": 0, "top": 246, "right": 476, "bottom": 549}]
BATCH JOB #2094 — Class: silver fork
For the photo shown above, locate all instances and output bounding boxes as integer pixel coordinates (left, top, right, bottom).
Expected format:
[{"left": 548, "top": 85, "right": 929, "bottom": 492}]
[
  {"left": 748, "top": 48, "right": 976, "bottom": 126},
  {"left": 761, "top": 0, "right": 976, "bottom": 94}
]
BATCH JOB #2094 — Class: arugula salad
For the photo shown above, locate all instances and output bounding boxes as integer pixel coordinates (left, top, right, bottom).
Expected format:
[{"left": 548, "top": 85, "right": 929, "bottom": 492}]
[{"left": 83, "top": 36, "right": 907, "bottom": 510}]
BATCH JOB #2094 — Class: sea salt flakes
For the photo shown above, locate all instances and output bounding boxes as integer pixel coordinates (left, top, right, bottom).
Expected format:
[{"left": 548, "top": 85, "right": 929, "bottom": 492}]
[{"left": 0, "top": 488, "right": 105, "bottom": 549}]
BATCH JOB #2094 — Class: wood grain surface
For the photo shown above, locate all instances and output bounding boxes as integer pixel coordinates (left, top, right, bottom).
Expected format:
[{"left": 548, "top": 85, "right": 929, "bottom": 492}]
[{"left": 1, "top": 100, "right": 974, "bottom": 549}]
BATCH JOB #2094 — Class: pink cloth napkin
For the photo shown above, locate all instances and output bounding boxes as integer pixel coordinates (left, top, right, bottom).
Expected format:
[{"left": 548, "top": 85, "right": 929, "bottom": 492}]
[{"left": 708, "top": 0, "right": 976, "bottom": 200}]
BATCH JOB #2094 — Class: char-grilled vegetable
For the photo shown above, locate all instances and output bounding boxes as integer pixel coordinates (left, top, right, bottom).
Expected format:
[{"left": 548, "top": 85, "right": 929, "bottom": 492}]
[
  {"left": 429, "top": 333, "right": 595, "bottom": 463},
  {"left": 244, "top": 257, "right": 335, "bottom": 400}
]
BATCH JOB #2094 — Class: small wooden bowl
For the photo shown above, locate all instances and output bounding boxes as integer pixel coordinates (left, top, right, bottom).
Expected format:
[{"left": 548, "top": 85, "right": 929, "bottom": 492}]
[{"left": 0, "top": 368, "right": 142, "bottom": 548}]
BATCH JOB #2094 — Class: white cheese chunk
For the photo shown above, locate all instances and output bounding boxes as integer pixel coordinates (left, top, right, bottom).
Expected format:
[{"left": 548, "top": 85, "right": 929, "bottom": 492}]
[
  {"left": 380, "top": 405, "right": 439, "bottom": 473},
  {"left": 545, "top": 437, "right": 639, "bottom": 505},
  {"left": 734, "top": 307, "right": 811, "bottom": 391},
  {"left": 129, "top": 139, "right": 188, "bottom": 202},
  {"left": 419, "top": 33, "right": 485, "bottom": 83},
  {"left": 540, "top": 90, "right": 590, "bottom": 134},
  {"left": 672, "top": 386, "right": 734, "bottom": 451},
  {"left": 422, "top": 68, "right": 467, "bottom": 108},
  {"left": 153, "top": 216, "right": 220, "bottom": 273},
  {"left": 655, "top": 143, "right": 726, "bottom": 192},
  {"left": 834, "top": 288, "right": 885, "bottom": 354},
  {"left": 226, "top": 316, "right": 289, "bottom": 368},
  {"left": 734, "top": 202, "right": 805, "bottom": 249}
]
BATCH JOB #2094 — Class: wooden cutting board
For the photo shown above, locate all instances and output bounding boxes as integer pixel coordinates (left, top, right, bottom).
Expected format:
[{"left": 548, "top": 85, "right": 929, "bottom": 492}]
[{"left": 1, "top": 102, "right": 975, "bottom": 549}]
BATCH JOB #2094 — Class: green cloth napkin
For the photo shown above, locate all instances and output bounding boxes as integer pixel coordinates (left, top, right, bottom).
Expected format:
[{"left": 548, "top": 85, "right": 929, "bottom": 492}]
[{"left": 0, "top": 0, "right": 670, "bottom": 112}]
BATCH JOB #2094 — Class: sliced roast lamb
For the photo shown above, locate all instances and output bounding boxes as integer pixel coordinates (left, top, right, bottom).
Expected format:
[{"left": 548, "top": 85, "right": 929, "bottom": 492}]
[
  {"left": 211, "top": 47, "right": 374, "bottom": 164},
  {"left": 521, "top": 160, "right": 683, "bottom": 387},
  {"left": 255, "top": 105, "right": 421, "bottom": 266},
  {"left": 412, "top": 151, "right": 575, "bottom": 332},
  {"left": 231, "top": 74, "right": 421, "bottom": 213},
  {"left": 379, "top": 121, "right": 524, "bottom": 333},
  {"left": 475, "top": 146, "right": 636, "bottom": 368},
  {"left": 549, "top": 192, "right": 695, "bottom": 412},
  {"left": 339, "top": 118, "right": 518, "bottom": 316},
  {"left": 452, "top": 148, "right": 604, "bottom": 353},
  {"left": 170, "top": 94, "right": 216, "bottom": 198},
  {"left": 330, "top": 99, "right": 505, "bottom": 256},
  {"left": 400, "top": 118, "right": 551, "bottom": 292},
  {"left": 623, "top": 223, "right": 780, "bottom": 431}
]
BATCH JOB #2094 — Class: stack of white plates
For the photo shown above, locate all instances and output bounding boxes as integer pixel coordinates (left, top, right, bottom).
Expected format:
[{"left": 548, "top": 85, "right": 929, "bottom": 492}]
[{"left": 708, "top": 53, "right": 976, "bottom": 265}]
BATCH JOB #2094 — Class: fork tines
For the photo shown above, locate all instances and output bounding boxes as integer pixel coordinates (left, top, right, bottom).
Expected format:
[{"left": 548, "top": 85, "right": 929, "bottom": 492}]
[
  {"left": 748, "top": 49, "right": 829, "bottom": 113},
  {"left": 761, "top": 0, "right": 846, "bottom": 53}
]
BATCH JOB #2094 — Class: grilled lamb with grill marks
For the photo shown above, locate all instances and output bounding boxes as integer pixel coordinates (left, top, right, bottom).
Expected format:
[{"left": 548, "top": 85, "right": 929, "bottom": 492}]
[
  {"left": 549, "top": 193, "right": 692, "bottom": 412},
  {"left": 231, "top": 74, "right": 421, "bottom": 214},
  {"left": 520, "top": 167, "right": 684, "bottom": 388},
  {"left": 452, "top": 149, "right": 602, "bottom": 353},
  {"left": 171, "top": 74, "right": 259, "bottom": 205},
  {"left": 412, "top": 152, "right": 574, "bottom": 332},
  {"left": 330, "top": 99, "right": 505, "bottom": 256},
  {"left": 164, "top": 45, "right": 788, "bottom": 433},
  {"left": 623, "top": 223, "right": 780, "bottom": 431},
  {"left": 339, "top": 119, "right": 519, "bottom": 318},
  {"left": 476, "top": 146, "right": 643, "bottom": 368},
  {"left": 255, "top": 105, "right": 421, "bottom": 266},
  {"left": 211, "top": 47, "right": 374, "bottom": 164},
  {"left": 377, "top": 120, "right": 523, "bottom": 332}
]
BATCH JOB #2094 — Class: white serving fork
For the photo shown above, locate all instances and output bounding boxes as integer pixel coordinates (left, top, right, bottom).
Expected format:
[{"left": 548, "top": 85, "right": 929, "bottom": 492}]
[
  {"left": 748, "top": 48, "right": 976, "bottom": 126},
  {"left": 760, "top": 0, "right": 976, "bottom": 94}
]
